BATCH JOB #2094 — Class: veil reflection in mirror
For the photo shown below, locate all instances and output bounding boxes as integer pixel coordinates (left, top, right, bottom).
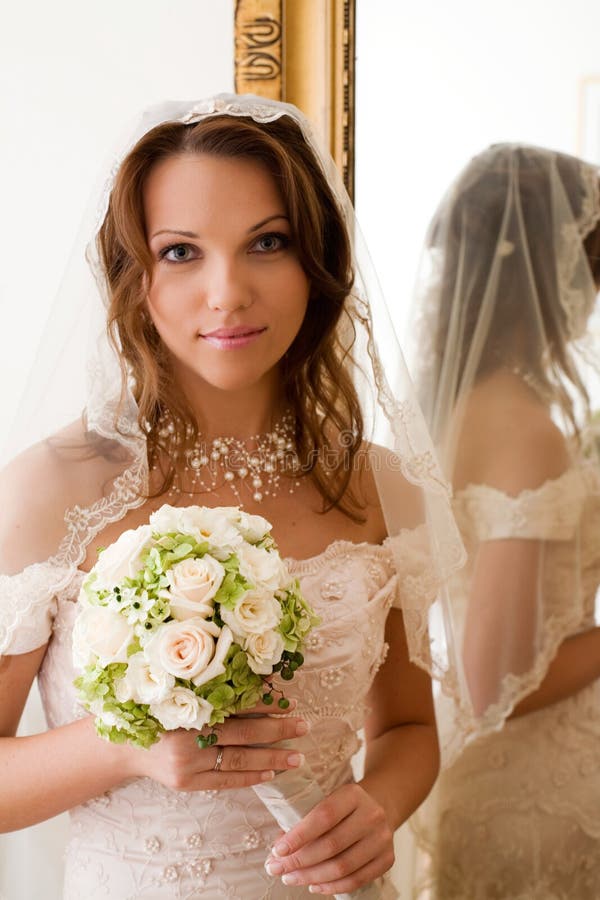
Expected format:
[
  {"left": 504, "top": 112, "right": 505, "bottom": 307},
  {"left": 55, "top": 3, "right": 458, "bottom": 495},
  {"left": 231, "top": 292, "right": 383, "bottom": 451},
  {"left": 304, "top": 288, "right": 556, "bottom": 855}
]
[
  {"left": 408, "top": 143, "right": 600, "bottom": 899},
  {"left": 355, "top": 5, "right": 600, "bottom": 894}
]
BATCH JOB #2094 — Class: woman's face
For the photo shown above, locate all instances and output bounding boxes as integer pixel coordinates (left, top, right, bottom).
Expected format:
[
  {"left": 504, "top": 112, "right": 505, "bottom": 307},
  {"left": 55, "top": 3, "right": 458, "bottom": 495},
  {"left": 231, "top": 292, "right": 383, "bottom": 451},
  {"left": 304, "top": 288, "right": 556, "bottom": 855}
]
[{"left": 144, "top": 152, "right": 310, "bottom": 394}]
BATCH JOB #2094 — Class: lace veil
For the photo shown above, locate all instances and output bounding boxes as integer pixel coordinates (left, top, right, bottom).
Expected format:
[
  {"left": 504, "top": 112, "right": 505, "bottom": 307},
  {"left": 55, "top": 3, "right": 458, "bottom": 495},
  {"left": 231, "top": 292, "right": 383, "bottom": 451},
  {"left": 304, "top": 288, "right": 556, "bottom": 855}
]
[
  {"left": 0, "top": 94, "right": 465, "bottom": 704},
  {"left": 409, "top": 143, "right": 600, "bottom": 763}
]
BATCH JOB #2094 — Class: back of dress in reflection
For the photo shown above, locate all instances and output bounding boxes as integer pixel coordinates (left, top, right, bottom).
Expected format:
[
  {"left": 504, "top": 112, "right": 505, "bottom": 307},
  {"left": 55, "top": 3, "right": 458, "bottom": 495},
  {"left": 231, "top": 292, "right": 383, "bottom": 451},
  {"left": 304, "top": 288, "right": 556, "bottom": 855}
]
[{"left": 409, "top": 143, "right": 600, "bottom": 899}]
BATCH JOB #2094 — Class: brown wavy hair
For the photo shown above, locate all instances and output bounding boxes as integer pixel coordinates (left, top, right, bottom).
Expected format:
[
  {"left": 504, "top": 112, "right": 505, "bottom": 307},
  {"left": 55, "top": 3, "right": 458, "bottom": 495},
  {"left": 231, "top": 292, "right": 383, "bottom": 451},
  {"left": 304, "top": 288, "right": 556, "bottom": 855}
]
[
  {"left": 425, "top": 145, "right": 600, "bottom": 438},
  {"left": 97, "top": 112, "right": 366, "bottom": 517}
]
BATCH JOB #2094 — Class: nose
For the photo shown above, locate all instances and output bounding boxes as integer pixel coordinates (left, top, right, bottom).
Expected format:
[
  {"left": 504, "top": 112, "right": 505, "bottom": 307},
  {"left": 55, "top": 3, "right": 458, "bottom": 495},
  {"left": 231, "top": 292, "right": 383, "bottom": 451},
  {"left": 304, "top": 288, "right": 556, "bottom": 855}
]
[{"left": 204, "top": 256, "right": 253, "bottom": 312}]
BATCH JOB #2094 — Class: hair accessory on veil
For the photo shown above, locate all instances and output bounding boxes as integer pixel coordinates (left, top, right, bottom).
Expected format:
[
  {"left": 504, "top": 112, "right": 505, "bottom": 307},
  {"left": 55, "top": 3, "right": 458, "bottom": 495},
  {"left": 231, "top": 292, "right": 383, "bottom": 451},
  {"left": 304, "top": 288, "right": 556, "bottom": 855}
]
[
  {"left": 179, "top": 96, "right": 288, "bottom": 125},
  {"left": 496, "top": 240, "right": 514, "bottom": 257}
]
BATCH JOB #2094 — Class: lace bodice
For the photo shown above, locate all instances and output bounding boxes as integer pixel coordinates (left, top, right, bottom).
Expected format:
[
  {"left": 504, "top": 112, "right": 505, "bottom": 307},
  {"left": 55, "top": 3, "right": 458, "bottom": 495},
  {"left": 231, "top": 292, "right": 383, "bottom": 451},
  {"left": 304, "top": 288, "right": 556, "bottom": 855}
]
[
  {"left": 414, "top": 464, "right": 600, "bottom": 899},
  {"left": 2, "top": 538, "right": 413, "bottom": 899}
]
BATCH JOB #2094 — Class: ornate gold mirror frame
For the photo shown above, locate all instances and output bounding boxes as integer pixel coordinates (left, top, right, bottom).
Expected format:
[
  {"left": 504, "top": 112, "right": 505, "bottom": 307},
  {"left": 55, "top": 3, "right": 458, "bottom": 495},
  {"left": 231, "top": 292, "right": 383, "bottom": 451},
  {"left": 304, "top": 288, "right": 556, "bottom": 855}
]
[{"left": 234, "top": 0, "right": 355, "bottom": 200}]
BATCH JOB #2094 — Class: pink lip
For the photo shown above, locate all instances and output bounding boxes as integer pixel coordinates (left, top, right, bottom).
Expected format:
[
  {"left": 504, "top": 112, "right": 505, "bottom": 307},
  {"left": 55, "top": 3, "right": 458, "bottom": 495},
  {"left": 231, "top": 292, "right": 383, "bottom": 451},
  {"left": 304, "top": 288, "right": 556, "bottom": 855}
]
[{"left": 201, "top": 326, "right": 267, "bottom": 349}]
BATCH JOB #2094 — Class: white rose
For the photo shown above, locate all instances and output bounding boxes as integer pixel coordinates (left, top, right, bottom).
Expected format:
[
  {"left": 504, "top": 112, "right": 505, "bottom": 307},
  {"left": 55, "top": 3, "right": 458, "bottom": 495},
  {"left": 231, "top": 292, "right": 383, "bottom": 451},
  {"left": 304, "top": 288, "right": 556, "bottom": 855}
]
[
  {"left": 236, "top": 544, "right": 289, "bottom": 591},
  {"left": 114, "top": 652, "right": 175, "bottom": 705},
  {"left": 72, "top": 604, "right": 135, "bottom": 669},
  {"left": 244, "top": 630, "right": 285, "bottom": 675},
  {"left": 166, "top": 555, "right": 225, "bottom": 620},
  {"left": 92, "top": 525, "right": 153, "bottom": 591},
  {"left": 148, "top": 503, "right": 190, "bottom": 534},
  {"left": 220, "top": 588, "right": 282, "bottom": 639},
  {"left": 213, "top": 507, "right": 272, "bottom": 543},
  {"left": 145, "top": 618, "right": 233, "bottom": 689},
  {"left": 150, "top": 687, "right": 213, "bottom": 731},
  {"left": 90, "top": 702, "right": 130, "bottom": 731},
  {"left": 191, "top": 624, "right": 234, "bottom": 688},
  {"left": 150, "top": 505, "right": 243, "bottom": 560}
]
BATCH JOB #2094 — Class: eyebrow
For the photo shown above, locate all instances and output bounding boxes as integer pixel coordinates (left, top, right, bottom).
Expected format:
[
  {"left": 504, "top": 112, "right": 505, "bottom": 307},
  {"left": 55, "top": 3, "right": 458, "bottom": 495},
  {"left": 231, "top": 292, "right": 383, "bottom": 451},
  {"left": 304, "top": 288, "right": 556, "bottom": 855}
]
[{"left": 150, "top": 214, "right": 289, "bottom": 240}]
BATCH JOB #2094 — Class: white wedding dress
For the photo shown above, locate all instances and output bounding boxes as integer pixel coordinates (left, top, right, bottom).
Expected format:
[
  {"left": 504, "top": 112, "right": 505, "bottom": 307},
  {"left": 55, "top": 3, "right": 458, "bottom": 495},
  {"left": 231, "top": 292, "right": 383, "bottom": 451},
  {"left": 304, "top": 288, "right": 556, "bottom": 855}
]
[
  {"left": 416, "top": 464, "right": 600, "bottom": 900},
  {"left": 0, "top": 525, "right": 424, "bottom": 899}
]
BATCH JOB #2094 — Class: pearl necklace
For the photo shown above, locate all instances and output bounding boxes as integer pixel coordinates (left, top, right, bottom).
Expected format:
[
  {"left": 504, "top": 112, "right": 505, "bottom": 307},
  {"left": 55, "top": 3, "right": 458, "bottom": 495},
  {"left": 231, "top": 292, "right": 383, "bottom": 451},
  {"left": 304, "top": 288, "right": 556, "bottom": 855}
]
[{"left": 155, "top": 413, "right": 302, "bottom": 505}]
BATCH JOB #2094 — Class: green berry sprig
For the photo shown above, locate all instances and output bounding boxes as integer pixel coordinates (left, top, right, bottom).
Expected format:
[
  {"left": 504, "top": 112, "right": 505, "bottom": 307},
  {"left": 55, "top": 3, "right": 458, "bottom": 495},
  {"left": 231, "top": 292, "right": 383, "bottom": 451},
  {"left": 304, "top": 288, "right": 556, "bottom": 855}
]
[{"left": 196, "top": 731, "right": 219, "bottom": 749}]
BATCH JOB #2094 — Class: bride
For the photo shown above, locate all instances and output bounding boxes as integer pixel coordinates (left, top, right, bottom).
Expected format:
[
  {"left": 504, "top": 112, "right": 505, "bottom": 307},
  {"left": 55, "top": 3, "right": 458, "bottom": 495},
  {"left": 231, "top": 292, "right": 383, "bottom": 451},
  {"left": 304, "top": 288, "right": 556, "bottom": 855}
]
[
  {"left": 0, "top": 94, "right": 463, "bottom": 898},
  {"left": 411, "top": 143, "right": 600, "bottom": 898}
]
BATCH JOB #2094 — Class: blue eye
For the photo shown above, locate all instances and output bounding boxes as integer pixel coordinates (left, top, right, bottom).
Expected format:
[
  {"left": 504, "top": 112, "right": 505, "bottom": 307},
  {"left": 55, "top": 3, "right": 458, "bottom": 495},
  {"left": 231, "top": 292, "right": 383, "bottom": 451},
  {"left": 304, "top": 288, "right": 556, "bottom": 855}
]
[
  {"left": 161, "top": 243, "right": 196, "bottom": 263},
  {"left": 252, "top": 233, "right": 290, "bottom": 253}
]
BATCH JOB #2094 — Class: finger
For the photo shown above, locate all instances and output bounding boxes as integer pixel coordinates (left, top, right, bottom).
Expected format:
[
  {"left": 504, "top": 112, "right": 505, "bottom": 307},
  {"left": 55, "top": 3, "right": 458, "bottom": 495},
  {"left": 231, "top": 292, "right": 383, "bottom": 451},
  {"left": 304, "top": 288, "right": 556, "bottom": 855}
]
[
  {"left": 265, "top": 808, "right": 374, "bottom": 874},
  {"left": 183, "top": 769, "right": 278, "bottom": 792},
  {"left": 205, "top": 745, "right": 306, "bottom": 774},
  {"left": 208, "top": 715, "right": 309, "bottom": 746},
  {"left": 267, "top": 828, "right": 386, "bottom": 887},
  {"left": 270, "top": 785, "right": 357, "bottom": 859},
  {"left": 306, "top": 853, "right": 395, "bottom": 895}
]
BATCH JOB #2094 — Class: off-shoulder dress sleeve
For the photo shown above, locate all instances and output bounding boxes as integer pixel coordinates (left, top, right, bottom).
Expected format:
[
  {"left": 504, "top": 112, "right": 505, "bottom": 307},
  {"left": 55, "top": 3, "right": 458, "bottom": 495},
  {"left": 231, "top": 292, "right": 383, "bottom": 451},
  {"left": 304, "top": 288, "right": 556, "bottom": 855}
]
[{"left": 0, "top": 562, "right": 73, "bottom": 656}]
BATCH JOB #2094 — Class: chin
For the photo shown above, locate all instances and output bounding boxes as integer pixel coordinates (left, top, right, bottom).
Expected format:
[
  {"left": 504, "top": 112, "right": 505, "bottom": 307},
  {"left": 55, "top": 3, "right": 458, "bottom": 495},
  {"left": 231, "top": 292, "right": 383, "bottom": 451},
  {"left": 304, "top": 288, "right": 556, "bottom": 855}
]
[{"left": 191, "top": 363, "right": 279, "bottom": 394}]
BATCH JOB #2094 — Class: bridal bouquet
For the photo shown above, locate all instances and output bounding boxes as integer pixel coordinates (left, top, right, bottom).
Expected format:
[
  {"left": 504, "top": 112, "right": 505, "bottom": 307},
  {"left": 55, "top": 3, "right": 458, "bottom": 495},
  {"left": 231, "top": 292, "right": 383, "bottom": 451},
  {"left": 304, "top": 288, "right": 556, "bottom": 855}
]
[{"left": 73, "top": 504, "right": 318, "bottom": 748}]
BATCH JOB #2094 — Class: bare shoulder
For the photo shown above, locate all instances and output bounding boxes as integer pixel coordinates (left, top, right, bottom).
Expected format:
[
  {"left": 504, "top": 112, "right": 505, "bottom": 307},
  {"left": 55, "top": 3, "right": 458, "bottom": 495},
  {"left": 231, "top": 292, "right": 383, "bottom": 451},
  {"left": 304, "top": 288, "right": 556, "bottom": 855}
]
[
  {"left": 455, "top": 374, "right": 570, "bottom": 495},
  {"left": 0, "top": 418, "right": 117, "bottom": 570},
  {"left": 357, "top": 442, "right": 424, "bottom": 534}
]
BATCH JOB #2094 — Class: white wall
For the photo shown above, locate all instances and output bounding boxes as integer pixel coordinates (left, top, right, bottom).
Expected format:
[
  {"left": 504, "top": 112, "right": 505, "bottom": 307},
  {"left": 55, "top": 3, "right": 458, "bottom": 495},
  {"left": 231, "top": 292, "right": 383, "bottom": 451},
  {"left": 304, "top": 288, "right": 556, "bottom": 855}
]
[
  {"left": 0, "top": 0, "right": 234, "bottom": 440},
  {"left": 0, "top": 4, "right": 233, "bottom": 897},
  {"left": 356, "top": 0, "right": 600, "bottom": 343}
]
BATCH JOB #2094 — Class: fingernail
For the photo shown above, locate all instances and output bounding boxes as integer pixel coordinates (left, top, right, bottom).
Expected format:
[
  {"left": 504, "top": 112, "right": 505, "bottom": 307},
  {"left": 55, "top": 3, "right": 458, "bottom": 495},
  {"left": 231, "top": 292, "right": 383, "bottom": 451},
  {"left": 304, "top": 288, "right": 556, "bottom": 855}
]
[
  {"left": 287, "top": 752, "right": 304, "bottom": 767},
  {"left": 308, "top": 887, "right": 322, "bottom": 894},
  {"left": 261, "top": 770, "right": 275, "bottom": 781},
  {"left": 265, "top": 859, "right": 284, "bottom": 876},
  {"left": 272, "top": 840, "right": 290, "bottom": 857},
  {"left": 295, "top": 720, "right": 309, "bottom": 736},
  {"left": 282, "top": 874, "right": 299, "bottom": 886}
]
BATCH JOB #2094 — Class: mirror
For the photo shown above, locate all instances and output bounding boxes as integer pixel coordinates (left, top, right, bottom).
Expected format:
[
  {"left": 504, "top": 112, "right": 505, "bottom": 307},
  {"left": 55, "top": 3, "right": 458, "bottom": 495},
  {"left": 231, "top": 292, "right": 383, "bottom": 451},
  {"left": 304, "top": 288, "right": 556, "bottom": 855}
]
[
  {"left": 354, "top": 3, "right": 600, "bottom": 896},
  {"left": 355, "top": 0, "right": 600, "bottom": 345}
]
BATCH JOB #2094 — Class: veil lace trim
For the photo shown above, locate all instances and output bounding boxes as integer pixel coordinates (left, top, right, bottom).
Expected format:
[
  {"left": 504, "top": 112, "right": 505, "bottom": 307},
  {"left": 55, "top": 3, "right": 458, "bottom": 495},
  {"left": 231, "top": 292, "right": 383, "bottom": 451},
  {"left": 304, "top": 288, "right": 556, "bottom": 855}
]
[{"left": 558, "top": 160, "right": 600, "bottom": 339}]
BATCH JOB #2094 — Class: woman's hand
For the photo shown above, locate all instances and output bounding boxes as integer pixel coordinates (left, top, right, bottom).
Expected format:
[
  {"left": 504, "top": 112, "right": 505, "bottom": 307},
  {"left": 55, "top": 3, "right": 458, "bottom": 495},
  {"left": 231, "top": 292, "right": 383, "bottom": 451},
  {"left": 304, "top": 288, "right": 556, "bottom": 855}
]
[
  {"left": 264, "top": 782, "right": 394, "bottom": 895},
  {"left": 123, "top": 701, "right": 309, "bottom": 791}
]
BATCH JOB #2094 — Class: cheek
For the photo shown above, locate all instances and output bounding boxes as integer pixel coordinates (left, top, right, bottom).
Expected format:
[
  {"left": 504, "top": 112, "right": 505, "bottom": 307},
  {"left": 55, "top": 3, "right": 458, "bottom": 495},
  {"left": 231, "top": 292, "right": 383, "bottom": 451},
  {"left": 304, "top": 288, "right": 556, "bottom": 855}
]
[
  {"left": 146, "top": 273, "right": 197, "bottom": 324},
  {"left": 272, "top": 267, "right": 310, "bottom": 323}
]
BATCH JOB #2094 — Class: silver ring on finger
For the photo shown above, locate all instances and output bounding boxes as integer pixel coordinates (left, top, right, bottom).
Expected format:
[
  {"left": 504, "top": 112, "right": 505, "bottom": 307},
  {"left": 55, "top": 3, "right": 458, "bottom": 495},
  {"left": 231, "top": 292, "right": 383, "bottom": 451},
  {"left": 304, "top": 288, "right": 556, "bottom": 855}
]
[{"left": 213, "top": 747, "right": 225, "bottom": 772}]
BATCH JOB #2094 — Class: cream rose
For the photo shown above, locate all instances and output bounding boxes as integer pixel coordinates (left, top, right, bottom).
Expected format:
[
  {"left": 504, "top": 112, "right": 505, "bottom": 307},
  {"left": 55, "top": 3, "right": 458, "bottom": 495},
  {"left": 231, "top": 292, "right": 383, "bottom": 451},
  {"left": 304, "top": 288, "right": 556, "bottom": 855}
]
[
  {"left": 89, "top": 700, "right": 131, "bottom": 731},
  {"left": 244, "top": 630, "right": 285, "bottom": 675},
  {"left": 114, "top": 652, "right": 175, "bottom": 705},
  {"left": 150, "top": 687, "right": 213, "bottom": 731},
  {"left": 72, "top": 604, "right": 135, "bottom": 669},
  {"left": 92, "top": 525, "right": 153, "bottom": 591},
  {"left": 145, "top": 618, "right": 233, "bottom": 689},
  {"left": 191, "top": 625, "right": 234, "bottom": 688},
  {"left": 236, "top": 544, "right": 290, "bottom": 591},
  {"left": 220, "top": 588, "right": 282, "bottom": 639},
  {"left": 213, "top": 507, "right": 272, "bottom": 543},
  {"left": 166, "top": 555, "right": 225, "bottom": 620},
  {"left": 150, "top": 505, "right": 242, "bottom": 559}
]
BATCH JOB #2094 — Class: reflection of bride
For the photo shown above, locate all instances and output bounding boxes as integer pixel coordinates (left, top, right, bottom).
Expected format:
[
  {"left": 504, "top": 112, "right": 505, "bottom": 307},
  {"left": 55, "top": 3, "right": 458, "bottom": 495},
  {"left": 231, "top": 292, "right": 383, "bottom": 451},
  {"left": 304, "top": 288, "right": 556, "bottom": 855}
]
[
  {"left": 0, "top": 94, "right": 463, "bottom": 898},
  {"left": 411, "top": 144, "right": 600, "bottom": 898}
]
